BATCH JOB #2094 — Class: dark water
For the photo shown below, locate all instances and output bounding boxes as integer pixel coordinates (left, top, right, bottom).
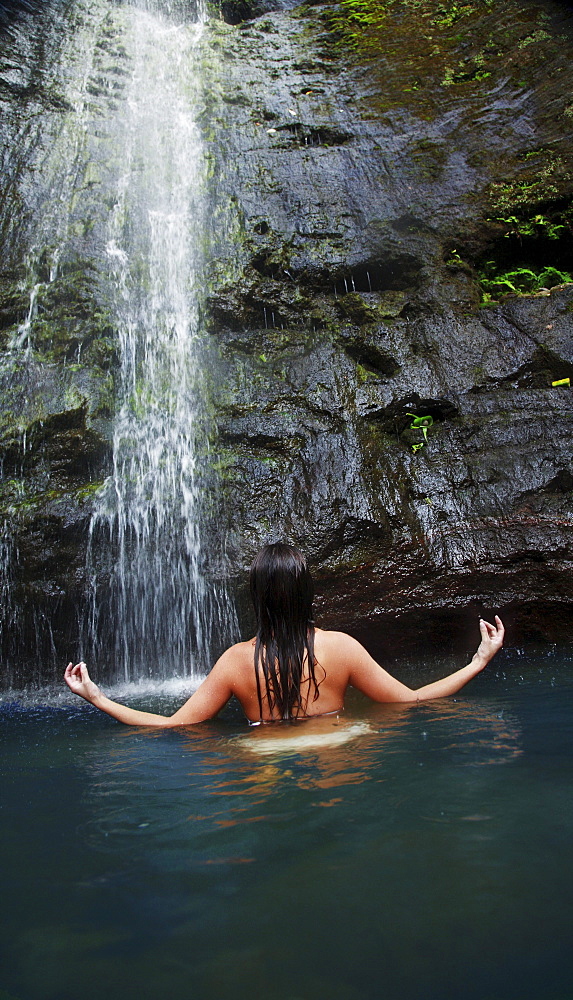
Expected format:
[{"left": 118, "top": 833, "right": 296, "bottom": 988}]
[{"left": 1, "top": 648, "right": 573, "bottom": 1000}]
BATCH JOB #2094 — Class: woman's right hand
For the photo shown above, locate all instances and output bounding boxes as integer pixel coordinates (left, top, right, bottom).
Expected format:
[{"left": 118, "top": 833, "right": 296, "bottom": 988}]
[{"left": 64, "top": 661, "right": 101, "bottom": 703}]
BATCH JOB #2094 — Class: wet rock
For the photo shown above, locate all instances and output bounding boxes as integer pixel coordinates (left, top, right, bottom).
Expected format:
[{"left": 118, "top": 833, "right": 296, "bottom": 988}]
[
  {"left": 217, "top": 0, "right": 301, "bottom": 26},
  {"left": 201, "top": 0, "right": 573, "bottom": 651}
]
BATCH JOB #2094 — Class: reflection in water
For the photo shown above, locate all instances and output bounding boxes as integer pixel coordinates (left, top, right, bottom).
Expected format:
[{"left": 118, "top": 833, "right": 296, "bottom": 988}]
[
  {"left": 232, "top": 720, "right": 373, "bottom": 755},
  {"left": 76, "top": 698, "right": 523, "bottom": 848},
  {"left": 394, "top": 697, "right": 524, "bottom": 766}
]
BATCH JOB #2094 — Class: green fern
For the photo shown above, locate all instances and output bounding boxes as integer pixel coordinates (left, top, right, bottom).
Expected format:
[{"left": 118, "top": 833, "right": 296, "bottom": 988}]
[{"left": 479, "top": 264, "right": 573, "bottom": 303}]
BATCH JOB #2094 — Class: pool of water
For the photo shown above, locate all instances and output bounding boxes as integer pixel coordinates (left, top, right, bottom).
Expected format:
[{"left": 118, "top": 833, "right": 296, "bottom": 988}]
[{"left": 1, "top": 647, "right": 572, "bottom": 1000}]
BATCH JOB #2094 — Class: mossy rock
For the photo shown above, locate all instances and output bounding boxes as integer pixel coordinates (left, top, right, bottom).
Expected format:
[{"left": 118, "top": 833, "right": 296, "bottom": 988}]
[{"left": 336, "top": 292, "right": 378, "bottom": 325}]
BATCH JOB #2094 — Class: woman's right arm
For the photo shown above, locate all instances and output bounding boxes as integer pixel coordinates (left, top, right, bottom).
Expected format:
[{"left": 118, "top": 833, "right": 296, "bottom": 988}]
[
  {"left": 341, "top": 617, "right": 505, "bottom": 704},
  {"left": 64, "top": 650, "right": 237, "bottom": 726}
]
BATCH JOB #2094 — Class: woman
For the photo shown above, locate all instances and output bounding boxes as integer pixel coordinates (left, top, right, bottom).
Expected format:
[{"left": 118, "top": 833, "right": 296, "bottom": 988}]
[{"left": 64, "top": 542, "right": 505, "bottom": 726}]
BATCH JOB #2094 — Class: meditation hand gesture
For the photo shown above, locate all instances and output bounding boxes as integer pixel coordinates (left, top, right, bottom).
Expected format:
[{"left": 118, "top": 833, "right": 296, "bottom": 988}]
[
  {"left": 475, "top": 616, "right": 505, "bottom": 666},
  {"left": 64, "top": 661, "right": 101, "bottom": 704}
]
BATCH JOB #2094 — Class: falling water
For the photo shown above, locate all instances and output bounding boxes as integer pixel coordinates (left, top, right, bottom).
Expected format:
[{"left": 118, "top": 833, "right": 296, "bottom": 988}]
[
  {"left": 86, "top": 1, "right": 237, "bottom": 680},
  {"left": 0, "top": 521, "right": 16, "bottom": 655}
]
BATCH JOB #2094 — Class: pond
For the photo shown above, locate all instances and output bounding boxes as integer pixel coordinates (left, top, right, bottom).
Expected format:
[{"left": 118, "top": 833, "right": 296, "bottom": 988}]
[{"left": 1, "top": 646, "right": 572, "bottom": 1000}]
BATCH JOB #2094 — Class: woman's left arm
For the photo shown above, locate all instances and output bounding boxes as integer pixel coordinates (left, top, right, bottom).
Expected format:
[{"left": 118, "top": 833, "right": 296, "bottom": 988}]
[
  {"left": 346, "top": 616, "right": 505, "bottom": 703},
  {"left": 64, "top": 653, "right": 236, "bottom": 727}
]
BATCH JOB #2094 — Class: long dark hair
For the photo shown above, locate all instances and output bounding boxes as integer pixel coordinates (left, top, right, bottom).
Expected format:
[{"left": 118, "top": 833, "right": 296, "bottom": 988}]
[{"left": 249, "top": 542, "right": 320, "bottom": 720}]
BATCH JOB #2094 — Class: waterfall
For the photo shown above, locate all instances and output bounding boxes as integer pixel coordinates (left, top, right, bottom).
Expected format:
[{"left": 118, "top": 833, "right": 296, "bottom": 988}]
[
  {"left": 85, "top": 1, "right": 238, "bottom": 681},
  {"left": 0, "top": 0, "right": 237, "bottom": 683}
]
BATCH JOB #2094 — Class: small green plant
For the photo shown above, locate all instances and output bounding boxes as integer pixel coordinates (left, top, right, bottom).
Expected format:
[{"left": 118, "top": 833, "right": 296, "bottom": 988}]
[
  {"left": 446, "top": 249, "right": 464, "bottom": 266},
  {"left": 407, "top": 413, "right": 434, "bottom": 452},
  {"left": 320, "top": 0, "right": 389, "bottom": 51},
  {"left": 431, "top": 3, "right": 475, "bottom": 28},
  {"left": 489, "top": 157, "right": 567, "bottom": 214},
  {"left": 441, "top": 52, "right": 492, "bottom": 87},
  {"left": 494, "top": 213, "right": 565, "bottom": 241},
  {"left": 518, "top": 29, "right": 551, "bottom": 48},
  {"left": 479, "top": 263, "right": 573, "bottom": 303},
  {"left": 537, "top": 266, "right": 573, "bottom": 287},
  {"left": 407, "top": 413, "right": 434, "bottom": 440}
]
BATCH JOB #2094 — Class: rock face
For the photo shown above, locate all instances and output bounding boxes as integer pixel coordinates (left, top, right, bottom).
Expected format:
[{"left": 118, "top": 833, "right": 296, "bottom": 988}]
[
  {"left": 0, "top": 0, "right": 130, "bottom": 684},
  {"left": 201, "top": 0, "right": 573, "bottom": 651},
  {"left": 0, "top": 0, "right": 572, "bottom": 684}
]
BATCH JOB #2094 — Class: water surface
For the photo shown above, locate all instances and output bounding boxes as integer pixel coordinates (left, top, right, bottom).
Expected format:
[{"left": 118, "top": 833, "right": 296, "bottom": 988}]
[{"left": 1, "top": 647, "right": 572, "bottom": 1000}]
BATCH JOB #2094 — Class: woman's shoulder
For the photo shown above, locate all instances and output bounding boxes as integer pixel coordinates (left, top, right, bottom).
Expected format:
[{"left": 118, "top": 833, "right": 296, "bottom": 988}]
[
  {"left": 216, "top": 638, "right": 255, "bottom": 671},
  {"left": 314, "top": 628, "right": 364, "bottom": 656},
  {"left": 315, "top": 627, "right": 358, "bottom": 641}
]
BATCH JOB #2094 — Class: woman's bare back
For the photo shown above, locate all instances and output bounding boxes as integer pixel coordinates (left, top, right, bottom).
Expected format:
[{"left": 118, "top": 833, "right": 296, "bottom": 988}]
[{"left": 231, "top": 629, "right": 350, "bottom": 723}]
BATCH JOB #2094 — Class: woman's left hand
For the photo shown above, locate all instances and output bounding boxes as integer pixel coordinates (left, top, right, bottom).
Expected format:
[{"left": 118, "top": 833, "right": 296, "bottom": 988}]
[
  {"left": 475, "top": 616, "right": 505, "bottom": 665},
  {"left": 64, "top": 661, "right": 101, "bottom": 703}
]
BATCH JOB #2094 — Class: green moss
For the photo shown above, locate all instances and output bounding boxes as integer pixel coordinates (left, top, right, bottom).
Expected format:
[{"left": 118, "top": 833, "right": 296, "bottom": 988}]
[
  {"left": 441, "top": 58, "right": 491, "bottom": 86},
  {"left": 318, "top": 0, "right": 389, "bottom": 52},
  {"left": 208, "top": 450, "right": 241, "bottom": 481},
  {"left": 407, "top": 137, "right": 449, "bottom": 180},
  {"left": 356, "top": 362, "right": 379, "bottom": 382},
  {"left": 488, "top": 157, "right": 571, "bottom": 215},
  {"left": 12, "top": 263, "right": 117, "bottom": 368},
  {"left": 518, "top": 29, "right": 551, "bottom": 49},
  {"left": 75, "top": 481, "right": 106, "bottom": 502},
  {"left": 431, "top": 3, "right": 480, "bottom": 28},
  {"left": 310, "top": 0, "right": 492, "bottom": 56},
  {"left": 0, "top": 479, "right": 67, "bottom": 516},
  {"left": 336, "top": 293, "right": 377, "bottom": 325},
  {"left": 294, "top": 0, "right": 565, "bottom": 128},
  {"left": 376, "top": 291, "right": 408, "bottom": 318}
]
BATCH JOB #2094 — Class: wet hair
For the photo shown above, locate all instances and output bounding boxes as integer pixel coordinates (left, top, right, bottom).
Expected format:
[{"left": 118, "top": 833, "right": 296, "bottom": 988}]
[{"left": 249, "top": 542, "right": 320, "bottom": 720}]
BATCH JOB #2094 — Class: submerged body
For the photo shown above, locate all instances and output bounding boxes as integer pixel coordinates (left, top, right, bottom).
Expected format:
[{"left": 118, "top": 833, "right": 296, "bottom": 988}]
[{"left": 64, "top": 620, "right": 505, "bottom": 727}]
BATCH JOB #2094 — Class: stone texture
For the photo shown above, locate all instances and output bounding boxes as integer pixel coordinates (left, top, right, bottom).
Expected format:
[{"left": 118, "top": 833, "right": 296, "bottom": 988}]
[{"left": 200, "top": 0, "right": 573, "bottom": 650}]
